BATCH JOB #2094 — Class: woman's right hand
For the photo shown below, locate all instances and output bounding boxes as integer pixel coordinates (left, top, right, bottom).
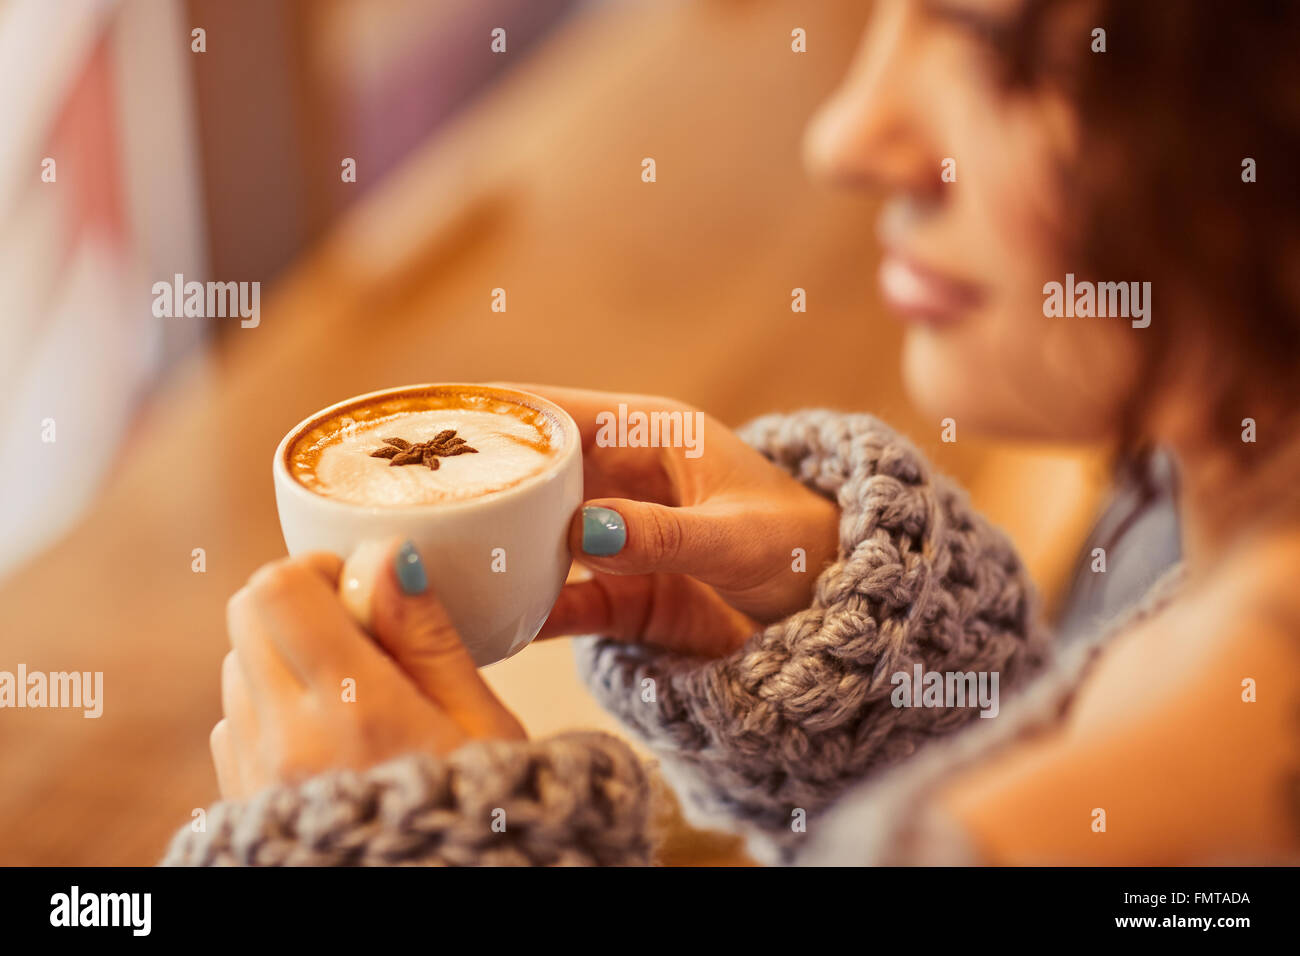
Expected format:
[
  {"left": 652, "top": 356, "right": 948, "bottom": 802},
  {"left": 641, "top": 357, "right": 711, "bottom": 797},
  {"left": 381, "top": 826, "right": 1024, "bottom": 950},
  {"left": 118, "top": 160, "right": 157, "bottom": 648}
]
[{"left": 510, "top": 385, "right": 840, "bottom": 657}]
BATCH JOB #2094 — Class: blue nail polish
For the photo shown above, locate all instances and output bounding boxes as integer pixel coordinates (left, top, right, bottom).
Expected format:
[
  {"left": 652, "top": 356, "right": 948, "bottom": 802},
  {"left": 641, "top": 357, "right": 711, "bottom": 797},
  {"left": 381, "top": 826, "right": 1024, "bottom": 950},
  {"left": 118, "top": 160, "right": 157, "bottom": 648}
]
[
  {"left": 395, "top": 540, "right": 428, "bottom": 595},
  {"left": 582, "top": 506, "right": 626, "bottom": 556}
]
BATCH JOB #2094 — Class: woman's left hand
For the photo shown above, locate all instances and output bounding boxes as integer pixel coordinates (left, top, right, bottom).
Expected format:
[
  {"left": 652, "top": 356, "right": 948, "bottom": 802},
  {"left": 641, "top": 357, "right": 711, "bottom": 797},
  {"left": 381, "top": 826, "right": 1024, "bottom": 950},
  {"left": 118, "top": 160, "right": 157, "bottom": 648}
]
[{"left": 212, "top": 541, "right": 525, "bottom": 800}]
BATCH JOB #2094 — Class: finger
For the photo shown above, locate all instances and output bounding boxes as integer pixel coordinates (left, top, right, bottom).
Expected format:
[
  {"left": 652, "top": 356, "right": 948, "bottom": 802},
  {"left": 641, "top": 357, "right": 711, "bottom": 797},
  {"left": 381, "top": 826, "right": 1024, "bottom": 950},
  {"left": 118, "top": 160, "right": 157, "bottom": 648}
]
[
  {"left": 226, "top": 585, "right": 304, "bottom": 701},
  {"left": 486, "top": 383, "right": 683, "bottom": 449},
  {"left": 572, "top": 498, "right": 769, "bottom": 585},
  {"left": 537, "top": 577, "right": 620, "bottom": 639},
  {"left": 506, "top": 386, "right": 736, "bottom": 513},
  {"left": 221, "top": 650, "right": 260, "bottom": 742},
  {"left": 538, "top": 573, "right": 757, "bottom": 656},
  {"left": 209, "top": 719, "right": 244, "bottom": 800},
  {"left": 487, "top": 384, "right": 679, "bottom": 502},
  {"left": 287, "top": 551, "right": 344, "bottom": 585},
  {"left": 232, "top": 553, "right": 372, "bottom": 691},
  {"left": 369, "top": 539, "right": 523, "bottom": 738}
]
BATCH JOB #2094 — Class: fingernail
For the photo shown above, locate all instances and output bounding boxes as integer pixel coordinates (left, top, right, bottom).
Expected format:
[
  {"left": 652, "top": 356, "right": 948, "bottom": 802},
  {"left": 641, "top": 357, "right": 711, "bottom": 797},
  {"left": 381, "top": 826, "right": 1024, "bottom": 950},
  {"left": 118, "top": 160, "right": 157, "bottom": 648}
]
[
  {"left": 395, "top": 540, "right": 428, "bottom": 595},
  {"left": 581, "top": 506, "right": 626, "bottom": 556}
]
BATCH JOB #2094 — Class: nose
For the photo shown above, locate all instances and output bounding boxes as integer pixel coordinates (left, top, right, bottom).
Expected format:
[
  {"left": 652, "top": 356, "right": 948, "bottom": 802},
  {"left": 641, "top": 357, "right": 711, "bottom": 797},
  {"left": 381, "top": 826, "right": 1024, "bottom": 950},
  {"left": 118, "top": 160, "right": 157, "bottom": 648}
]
[{"left": 802, "top": 1, "right": 938, "bottom": 199}]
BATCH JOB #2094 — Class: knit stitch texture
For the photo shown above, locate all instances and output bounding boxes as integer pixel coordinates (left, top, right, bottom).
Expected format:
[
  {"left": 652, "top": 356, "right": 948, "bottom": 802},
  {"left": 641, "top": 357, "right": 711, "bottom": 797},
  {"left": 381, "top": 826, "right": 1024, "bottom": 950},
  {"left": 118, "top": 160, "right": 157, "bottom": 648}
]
[
  {"left": 160, "top": 731, "right": 651, "bottom": 866},
  {"left": 799, "top": 566, "right": 1185, "bottom": 865},
  {"left": 575, "top": 410, "right": 1049, "bottom": 861}
]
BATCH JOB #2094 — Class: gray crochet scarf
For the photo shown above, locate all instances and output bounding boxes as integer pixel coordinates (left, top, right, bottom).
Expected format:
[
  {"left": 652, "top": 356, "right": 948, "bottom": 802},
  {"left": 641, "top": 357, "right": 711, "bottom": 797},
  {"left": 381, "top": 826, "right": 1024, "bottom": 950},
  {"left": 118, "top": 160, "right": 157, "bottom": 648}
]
[{"left": 162, "top": 411, "right": 1050, "bottom": 866}]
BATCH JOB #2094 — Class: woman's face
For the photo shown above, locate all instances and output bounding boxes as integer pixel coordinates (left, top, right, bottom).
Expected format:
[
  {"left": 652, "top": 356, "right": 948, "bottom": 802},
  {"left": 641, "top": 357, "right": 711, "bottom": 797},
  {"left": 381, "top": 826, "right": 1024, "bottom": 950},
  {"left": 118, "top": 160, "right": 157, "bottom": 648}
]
[{"left": 805, "top": 0, "right": 1140, "bottom": 442}]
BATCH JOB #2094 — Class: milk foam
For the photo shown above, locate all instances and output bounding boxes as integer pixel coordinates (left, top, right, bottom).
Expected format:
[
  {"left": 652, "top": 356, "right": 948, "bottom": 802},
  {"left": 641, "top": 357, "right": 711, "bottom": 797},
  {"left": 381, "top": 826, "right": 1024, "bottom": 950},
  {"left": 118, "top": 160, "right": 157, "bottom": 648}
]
[{"left": 298, "top": 405, "right": 559, "bottom": 506}]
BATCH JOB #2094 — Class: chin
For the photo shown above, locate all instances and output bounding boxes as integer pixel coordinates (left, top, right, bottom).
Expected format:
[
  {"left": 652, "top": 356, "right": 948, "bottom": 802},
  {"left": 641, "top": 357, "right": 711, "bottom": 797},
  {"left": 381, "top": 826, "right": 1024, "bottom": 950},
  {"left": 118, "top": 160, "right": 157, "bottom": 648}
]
[
  {"left": 900, "top": 326, "right": 1055, "bottom": 441},
  {"left": 900, "top": 327, "right": 983, "bottom": 426},
  {"left": 901, "top": 331, "right": 1130, "bottom": 443}
]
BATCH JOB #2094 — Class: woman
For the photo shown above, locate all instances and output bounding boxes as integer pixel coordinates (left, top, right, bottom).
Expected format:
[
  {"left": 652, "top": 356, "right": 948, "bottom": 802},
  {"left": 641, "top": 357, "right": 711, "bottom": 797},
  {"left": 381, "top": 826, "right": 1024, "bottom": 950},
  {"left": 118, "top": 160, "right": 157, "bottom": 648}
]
[{"left": 164, "top": 0, "right": 1300, "bottom": 865}]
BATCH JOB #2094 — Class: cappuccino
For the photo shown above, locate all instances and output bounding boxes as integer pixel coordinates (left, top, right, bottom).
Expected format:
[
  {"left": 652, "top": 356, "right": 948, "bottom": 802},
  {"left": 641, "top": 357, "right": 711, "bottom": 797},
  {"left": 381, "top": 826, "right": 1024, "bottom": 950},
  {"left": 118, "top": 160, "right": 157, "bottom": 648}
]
[
  {"left": 287, "top": 387, "right": 564, "bottom": 507},
  {"left": 273, "top": 383, "right": 583, "bottom": 665}
]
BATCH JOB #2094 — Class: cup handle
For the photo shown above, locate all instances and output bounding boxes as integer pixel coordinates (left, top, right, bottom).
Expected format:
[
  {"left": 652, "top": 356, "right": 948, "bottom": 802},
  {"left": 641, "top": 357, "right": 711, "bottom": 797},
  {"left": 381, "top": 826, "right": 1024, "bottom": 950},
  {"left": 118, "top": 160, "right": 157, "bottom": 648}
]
[{"left": 338, "top": 538, "right": 392, "bottom": 633}]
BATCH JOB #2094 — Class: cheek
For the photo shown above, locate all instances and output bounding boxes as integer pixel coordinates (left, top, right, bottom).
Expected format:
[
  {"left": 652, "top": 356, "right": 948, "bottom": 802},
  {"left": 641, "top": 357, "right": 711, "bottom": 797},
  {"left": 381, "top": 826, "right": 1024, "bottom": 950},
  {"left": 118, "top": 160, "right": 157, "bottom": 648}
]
[
  {"left": 905, "top": 101, "right": 1137, "bottom": 438},
  {"left": 947, "top": 91, "right": 1076, "bottom": 302},
  {"left": 967, "top": 93, "right": 1074, "bottom": 251}
]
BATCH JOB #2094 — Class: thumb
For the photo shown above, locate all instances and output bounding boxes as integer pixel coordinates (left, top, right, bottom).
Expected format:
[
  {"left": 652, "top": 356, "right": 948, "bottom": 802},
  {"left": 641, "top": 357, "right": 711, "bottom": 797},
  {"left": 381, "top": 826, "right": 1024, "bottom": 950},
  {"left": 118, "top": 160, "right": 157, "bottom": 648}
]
[
  {"left": 572, "top": 499, "right": 737, "bottom": 579},
  {"left": 345, "top": 538, "right": 523, "bottom": 739}
]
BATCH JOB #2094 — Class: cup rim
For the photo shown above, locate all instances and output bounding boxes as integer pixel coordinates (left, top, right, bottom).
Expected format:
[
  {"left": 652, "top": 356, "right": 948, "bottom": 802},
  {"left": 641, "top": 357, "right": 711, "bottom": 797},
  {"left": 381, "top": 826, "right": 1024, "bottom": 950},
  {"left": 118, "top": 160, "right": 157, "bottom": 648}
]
[{"left": 273, "top": 383, "right": 581, "bottom": 517}]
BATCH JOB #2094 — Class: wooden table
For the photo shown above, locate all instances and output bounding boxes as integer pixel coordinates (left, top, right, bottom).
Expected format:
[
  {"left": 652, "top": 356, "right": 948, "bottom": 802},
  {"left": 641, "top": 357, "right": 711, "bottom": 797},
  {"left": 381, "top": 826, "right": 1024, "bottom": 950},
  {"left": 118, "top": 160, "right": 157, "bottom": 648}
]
[{"left": 0, "top": 0, "right": 1105, "bottom": 865}]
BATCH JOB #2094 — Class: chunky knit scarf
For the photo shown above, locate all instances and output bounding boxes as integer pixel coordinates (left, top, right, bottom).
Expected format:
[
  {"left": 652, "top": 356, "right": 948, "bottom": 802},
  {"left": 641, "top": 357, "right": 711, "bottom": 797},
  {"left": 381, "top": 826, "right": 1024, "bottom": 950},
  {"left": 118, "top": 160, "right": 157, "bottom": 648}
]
[
  {"left": 162, "top": 732, "right": 652, "bottom": 866},
  {"left": 162, "top": 411, "right": 1048, "bottom": 866}
]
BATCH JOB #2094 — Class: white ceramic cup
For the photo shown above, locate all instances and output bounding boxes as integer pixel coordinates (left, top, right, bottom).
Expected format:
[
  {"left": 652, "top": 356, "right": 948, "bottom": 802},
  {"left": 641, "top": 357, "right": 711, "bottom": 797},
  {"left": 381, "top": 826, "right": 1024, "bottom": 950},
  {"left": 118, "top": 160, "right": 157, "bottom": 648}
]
[{"left": 272, "top": 384, "right": 583, "bottom": 666}]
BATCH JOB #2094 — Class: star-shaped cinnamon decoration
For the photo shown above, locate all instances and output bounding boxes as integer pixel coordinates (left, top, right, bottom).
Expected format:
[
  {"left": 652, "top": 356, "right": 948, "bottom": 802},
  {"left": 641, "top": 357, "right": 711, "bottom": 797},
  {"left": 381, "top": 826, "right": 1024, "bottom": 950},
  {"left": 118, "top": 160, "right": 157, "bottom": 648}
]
[{"left": 369, "top": 430, "right": 478, "bottom": 470}]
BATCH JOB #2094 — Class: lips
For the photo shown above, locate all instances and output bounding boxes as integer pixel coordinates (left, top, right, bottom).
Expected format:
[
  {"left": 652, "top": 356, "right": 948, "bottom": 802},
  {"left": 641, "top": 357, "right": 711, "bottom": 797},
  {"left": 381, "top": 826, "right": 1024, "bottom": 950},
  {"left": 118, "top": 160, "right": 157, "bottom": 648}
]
[{"left": 878, "top": 252, "right": 985, "bottom": 327}]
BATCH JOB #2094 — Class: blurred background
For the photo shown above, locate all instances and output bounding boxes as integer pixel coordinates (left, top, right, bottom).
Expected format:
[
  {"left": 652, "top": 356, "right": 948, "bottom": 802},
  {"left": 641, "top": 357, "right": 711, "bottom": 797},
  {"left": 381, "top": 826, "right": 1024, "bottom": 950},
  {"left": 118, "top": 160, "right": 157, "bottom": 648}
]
[{"left": 0, "top": 0, "right": 1113, "bottom": 864}]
